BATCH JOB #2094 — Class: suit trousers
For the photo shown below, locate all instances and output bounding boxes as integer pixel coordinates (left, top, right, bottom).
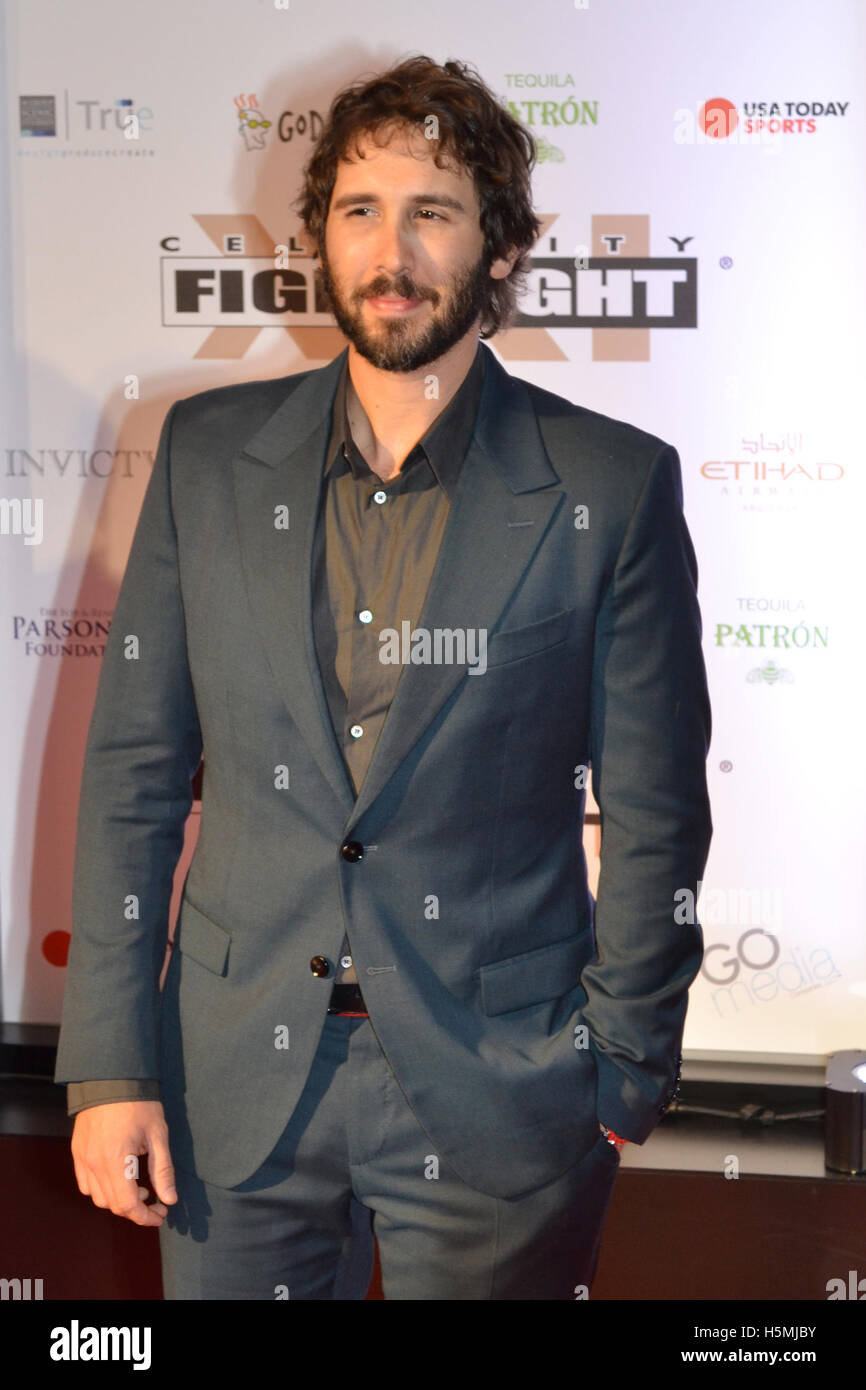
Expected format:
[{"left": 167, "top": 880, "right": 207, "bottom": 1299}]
[{"left": 158, "top": 1011, "right": 621, "bottom": 1300}]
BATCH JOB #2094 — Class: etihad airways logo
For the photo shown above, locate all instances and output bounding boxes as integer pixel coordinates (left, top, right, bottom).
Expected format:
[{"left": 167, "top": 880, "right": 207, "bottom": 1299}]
[{"left": 159, "top": 211, "right": 694, "bottom": 363}]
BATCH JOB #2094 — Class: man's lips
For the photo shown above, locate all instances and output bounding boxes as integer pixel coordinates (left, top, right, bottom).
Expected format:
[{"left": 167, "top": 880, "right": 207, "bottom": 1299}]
[{"left": 366, "top": 295, "right": 425, "bottom": 311}]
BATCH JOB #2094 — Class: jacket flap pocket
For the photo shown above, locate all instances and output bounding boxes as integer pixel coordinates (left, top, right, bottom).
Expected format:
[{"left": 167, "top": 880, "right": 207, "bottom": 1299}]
[
  {"left": 479, "top": 933, "right": 588, "bottom": 1016},
  {"left": 177, "top": 896, "right": 232, "bottom": 977},
  {"left": 484, "top": 607, "right": 573, "bottom": 669}
]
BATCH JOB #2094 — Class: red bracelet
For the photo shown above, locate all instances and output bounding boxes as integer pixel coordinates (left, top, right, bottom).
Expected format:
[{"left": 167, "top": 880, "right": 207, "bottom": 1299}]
[{"left": 599, "top": 1122, "right": 629, "bottom": 1149}]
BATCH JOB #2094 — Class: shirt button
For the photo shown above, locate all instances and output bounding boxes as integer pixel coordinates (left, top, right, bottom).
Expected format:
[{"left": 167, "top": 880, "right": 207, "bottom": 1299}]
[
  {"left": 340, "top": 955, "right": 353, "bottom": 970},
  {"left": 373, "top": 490, "right": 387, "bottom": 504},
  {"left": 358, "top": 609, "right": 373, "bottom": 624},
  {"left": 350, "top": 724, "right": 364, "bottom": 739}
]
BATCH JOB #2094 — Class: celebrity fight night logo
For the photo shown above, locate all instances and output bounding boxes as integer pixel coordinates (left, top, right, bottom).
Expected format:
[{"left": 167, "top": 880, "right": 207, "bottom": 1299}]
[{"left": 159, "top": 211, "right": 697, "bottom": 365}]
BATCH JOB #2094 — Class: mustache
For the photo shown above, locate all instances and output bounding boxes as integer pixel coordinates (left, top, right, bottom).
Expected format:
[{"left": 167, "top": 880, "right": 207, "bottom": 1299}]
[{"left": 358, "top": 274, "right": 438, "bottom": 304}]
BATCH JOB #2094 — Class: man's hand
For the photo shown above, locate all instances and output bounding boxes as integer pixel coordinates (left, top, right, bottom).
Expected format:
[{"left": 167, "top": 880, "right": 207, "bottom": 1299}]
[{"left": 71, "top": 1100, "right": 177, "bottom": 1226}]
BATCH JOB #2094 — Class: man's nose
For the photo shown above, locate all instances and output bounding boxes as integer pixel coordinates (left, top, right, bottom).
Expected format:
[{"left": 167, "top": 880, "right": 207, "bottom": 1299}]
[{"left": 370, "top": 216, "right": 415, "bottom": 279}]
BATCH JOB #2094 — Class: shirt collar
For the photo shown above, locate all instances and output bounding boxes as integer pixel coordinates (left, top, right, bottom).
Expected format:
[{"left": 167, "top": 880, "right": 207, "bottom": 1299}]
[{"left": 325, "top": 340, "right": 486, "bottom": 503}]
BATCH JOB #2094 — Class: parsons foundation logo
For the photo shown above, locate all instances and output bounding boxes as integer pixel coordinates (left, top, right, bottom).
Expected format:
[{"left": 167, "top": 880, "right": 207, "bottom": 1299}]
[
  {"left": 13, "top": 609, "right": 111, "bottom": 659},
  {"left": 159, "top": 211, "right": 697, "bottom": 364}
]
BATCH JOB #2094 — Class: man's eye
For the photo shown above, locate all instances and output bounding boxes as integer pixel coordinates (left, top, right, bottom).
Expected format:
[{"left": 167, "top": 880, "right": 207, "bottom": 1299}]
[{"left": 346, "top": 208, "right": 443, "bottom": 219}]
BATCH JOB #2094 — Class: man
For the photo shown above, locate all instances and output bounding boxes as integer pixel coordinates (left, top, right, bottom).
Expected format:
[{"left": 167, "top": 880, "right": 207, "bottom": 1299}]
[{"left": 55, "top": 55, "right": 712, "bottom": 1300}]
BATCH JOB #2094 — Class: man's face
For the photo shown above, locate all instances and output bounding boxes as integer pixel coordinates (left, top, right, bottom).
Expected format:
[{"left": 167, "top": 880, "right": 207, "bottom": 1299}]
[{"left": 319, "top": 123, "right": 510, "bottom": 372}]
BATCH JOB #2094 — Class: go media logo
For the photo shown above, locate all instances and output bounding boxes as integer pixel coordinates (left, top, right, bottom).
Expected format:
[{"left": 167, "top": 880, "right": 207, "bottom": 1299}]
[
  {"left": 676, "top": 882, "right": 841, "bottom": 1014},
  {"left": 701, "top": 928, "right": 840, "bottom": 1015}
]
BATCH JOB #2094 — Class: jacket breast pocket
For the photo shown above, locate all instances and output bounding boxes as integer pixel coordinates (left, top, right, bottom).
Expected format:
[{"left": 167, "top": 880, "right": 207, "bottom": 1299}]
[
  {"left": 176, "top": 894, "right": 232, "bottom": 977},
  {"left": 483, "top": 607, "right": 574, "bottom": 669},
  {"left": 478, "top": 933, "right": 589, "bottom": 1015}
]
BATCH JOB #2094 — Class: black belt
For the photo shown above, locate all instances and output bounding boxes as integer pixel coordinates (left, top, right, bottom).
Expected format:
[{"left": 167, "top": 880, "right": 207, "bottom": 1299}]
[{"left": 327, "top": 982, "right": 369, "bottom": 1016}]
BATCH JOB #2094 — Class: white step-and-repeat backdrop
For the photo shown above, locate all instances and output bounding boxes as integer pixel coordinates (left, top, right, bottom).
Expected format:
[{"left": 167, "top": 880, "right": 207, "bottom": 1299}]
[{"left": 2, "top": 0, "right": 864, "bottom": 1062}]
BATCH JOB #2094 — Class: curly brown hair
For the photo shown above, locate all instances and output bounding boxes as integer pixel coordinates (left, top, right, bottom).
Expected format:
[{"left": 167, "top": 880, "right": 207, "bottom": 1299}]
[{"left": 293, "top": 55, "right": 542, "bottom": 338}]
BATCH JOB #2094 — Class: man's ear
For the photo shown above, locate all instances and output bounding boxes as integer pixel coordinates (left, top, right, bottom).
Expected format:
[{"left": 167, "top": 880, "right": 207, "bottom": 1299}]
[{"left": 489, "top": 246, "right": 520, "bottom": 281}]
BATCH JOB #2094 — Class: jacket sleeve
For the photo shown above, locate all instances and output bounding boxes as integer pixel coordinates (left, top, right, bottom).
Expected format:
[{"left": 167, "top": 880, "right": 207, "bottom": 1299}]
[
  {"left": 67, "top": 1079, "right": 160, "bottom": 1115},
  {"left": 584, "top": 441, "right": 712, "bottom": 1143},
  {"left": 54, "top": 400, "right": 202, "bottom": 1087}
]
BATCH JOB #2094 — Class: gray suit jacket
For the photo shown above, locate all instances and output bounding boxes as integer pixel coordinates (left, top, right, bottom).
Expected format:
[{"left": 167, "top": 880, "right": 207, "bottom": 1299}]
[{"left": 55, "top": 342, "right": 712, "bottom": 1200}]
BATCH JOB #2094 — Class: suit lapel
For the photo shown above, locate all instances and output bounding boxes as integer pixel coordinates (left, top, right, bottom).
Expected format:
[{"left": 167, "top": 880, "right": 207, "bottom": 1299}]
[
  {"left": 232, "top": 352, "right": 354, "bottom": 814},
  {"left": 232, "top": 342, "right": 565, "bottom": 826}
]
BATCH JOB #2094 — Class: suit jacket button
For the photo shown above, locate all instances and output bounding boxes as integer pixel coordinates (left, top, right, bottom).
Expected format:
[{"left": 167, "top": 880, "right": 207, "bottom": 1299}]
[
  {"left": 341, "top": 841, "right": 364, "bottom": 862},
  {"left": 310, "top": 956, "right": 331, "bottom": 977}
]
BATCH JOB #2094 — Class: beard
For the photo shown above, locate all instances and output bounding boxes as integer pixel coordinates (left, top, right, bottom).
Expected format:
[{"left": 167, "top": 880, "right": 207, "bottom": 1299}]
[{"left": 316, "top": 245, "right": 493, "bottom": 372}]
